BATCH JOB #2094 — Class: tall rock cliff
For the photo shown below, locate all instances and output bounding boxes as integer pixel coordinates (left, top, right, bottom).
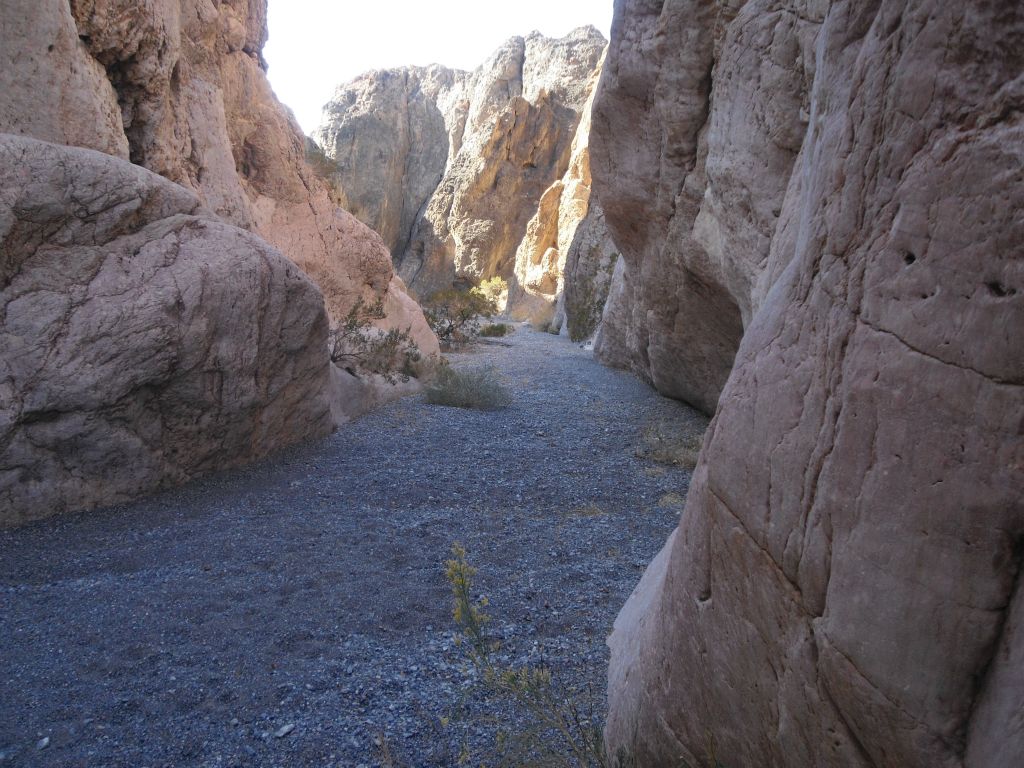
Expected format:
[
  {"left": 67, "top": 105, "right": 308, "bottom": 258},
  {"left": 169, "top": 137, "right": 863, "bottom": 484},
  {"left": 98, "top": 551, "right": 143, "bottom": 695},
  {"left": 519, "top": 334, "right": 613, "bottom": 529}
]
[
  {"left": 0, "top": 0, "right": 438, "bottom": 524},
  {"left": 509, "top": 69, "right": 620, "bottom": 338},
  {"left": 596, "top": 2, "right": 1024, "bottom": 767},
  {"left": 313, "top": 27, "right": 608, "bottom": 313},
  {"left": 592, "top": 0, "right": 819, "bottom": 414},
  {"left": 1, "top": 0, "right": 437, "bottom": 355}
]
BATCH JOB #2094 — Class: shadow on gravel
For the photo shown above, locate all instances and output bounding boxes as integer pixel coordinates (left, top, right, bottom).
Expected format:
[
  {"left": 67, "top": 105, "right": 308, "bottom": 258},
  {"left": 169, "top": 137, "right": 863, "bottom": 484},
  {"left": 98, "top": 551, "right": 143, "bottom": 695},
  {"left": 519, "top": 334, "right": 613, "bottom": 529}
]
[{"left": 0, "top": 326, "right": 707, "bottom": 767}]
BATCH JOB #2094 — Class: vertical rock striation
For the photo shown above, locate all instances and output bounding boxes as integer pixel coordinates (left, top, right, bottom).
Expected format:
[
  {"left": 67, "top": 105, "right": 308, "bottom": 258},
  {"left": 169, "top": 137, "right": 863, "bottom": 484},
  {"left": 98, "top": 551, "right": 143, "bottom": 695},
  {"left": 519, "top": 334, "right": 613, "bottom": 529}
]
[
  {"left": 597, "top": 1, "right": 1024, "bottom": 767},
  {"left": 314, "top": 27, "right": 608, "bottom": 307},
  {"left": 510, "top": 75, "right": 619, "bottom": 338},
  {"left": 592, "top": 0, "right": 821, "bottom": 414}
]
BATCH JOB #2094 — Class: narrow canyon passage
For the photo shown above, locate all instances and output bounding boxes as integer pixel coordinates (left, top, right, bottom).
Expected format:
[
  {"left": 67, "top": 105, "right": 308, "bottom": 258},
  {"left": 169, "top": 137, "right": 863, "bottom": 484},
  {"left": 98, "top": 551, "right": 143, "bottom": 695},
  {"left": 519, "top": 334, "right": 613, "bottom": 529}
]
[{"left": 0, "top": 329, "right": 704, "bottom": 767}]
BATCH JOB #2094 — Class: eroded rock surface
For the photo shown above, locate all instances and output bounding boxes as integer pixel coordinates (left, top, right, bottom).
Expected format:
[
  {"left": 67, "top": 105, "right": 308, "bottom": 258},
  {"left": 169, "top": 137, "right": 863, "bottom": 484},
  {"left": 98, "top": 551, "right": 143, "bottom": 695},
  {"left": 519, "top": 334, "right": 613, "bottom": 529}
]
[
  {"left": 0, "top": 135, "right": 333, "bottom": 525},
  {"left": 509, "top": 78, "right": 618, "bottom": 337},
  {"left": 600, "top": 2, "right": 1024, "bottom": 767},
  {"left": 0, "top": 0, "right": 438, "bottom": 357},
  {"left": 314, "top": 27, "right": 607, "bottom": 303},
  {"left": 0, "top": 0, "right": 439, "bottom": 523},
  {"left": 592, "top": 0, "right": 821, "bottom": 414}
]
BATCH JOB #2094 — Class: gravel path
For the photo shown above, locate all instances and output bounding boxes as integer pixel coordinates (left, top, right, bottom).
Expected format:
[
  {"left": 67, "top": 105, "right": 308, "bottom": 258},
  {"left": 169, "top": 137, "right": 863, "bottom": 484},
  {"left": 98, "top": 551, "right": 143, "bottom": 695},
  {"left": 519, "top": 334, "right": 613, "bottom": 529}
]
[{"left": 0, "top": 327, "right": 706, "bottom": 767}]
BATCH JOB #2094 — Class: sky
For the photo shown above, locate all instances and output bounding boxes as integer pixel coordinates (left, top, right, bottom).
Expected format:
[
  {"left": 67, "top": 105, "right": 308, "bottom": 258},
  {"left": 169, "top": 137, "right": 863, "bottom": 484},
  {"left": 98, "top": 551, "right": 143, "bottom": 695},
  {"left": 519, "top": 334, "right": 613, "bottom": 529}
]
[{"left": 264, "top": 0, "right": 613, "bottom": 135}]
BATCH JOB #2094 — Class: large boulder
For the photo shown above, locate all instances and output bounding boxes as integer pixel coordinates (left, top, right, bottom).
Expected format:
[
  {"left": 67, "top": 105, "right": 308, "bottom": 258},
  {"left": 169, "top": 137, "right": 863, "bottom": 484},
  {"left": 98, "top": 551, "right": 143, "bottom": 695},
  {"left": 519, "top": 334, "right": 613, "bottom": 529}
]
[
  {"left": 600, "top": 2, "right": 1024, "bottom": 766},
  {"left": 0, "top": 0, "right": 438, "bottom": 359},
  {"left": 0, "top": 135, "right": 334, "bottom": 526}
]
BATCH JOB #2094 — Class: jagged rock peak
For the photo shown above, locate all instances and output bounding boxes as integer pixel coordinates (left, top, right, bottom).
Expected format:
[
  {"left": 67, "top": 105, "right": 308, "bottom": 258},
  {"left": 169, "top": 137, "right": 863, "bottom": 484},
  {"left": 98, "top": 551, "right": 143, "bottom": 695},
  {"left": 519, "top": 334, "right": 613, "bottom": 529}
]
[{"left": 313, "top": 25, "right": 607, "bottom": 301}]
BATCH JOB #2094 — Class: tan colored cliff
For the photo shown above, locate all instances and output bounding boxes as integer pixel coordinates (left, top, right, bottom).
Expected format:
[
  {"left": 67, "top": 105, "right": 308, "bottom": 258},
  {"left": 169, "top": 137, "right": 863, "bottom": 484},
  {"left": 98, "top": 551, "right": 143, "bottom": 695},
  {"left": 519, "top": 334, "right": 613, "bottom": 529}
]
[
  {"left": 595, "top": 1, "right": 1024, "bottom": 766},
  {"left": 508, "top": 69, "right": 618, "bottom": 338},
  {"left": 2, "top": 0, "right": 437, "bottom": 358},
  {"left": 0, "top": 0, "right": 439, "bottom": 523},
  {"left": 591, "top": 0, "right": 819, "bottom": 414},
  {"left": 313, "top": 27, "right": 607, "bottom": 306}
]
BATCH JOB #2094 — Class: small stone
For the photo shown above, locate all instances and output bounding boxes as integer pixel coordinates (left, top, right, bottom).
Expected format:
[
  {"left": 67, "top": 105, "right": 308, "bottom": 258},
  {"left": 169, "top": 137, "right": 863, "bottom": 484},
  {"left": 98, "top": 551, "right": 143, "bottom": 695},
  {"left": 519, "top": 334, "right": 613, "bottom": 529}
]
[
  {"left": 37, "top": 737, "right": 50, "bottom": 750},
  {"left": 274, "top": 724, "right": 295, "bottom": 738}
]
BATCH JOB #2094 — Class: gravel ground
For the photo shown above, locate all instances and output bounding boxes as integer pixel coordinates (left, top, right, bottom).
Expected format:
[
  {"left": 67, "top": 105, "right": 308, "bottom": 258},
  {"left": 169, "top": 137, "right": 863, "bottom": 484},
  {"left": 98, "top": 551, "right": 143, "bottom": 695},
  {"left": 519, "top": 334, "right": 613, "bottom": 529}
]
[{"left": 0, "top": 326, "right": 706, "bottom": 767}]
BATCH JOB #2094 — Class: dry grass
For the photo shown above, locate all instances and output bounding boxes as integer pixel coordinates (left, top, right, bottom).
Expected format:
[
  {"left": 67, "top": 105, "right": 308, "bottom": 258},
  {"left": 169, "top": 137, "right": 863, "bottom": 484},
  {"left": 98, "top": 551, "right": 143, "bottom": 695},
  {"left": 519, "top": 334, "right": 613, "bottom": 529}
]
[
  {"left": 635, "top": 421, "right": 705, "bottom": 469},
  {"left": 425, "top": 366, "right": 512, "bottom": 411},
  {"left": 657, "top": 492, "right": 687, "bottom": 511},
  {"left": 564, "top": 503, "right": 607, "bottom": 518},
  {"left": 480, "top": 322, "right": 514, "bottom": 338}
]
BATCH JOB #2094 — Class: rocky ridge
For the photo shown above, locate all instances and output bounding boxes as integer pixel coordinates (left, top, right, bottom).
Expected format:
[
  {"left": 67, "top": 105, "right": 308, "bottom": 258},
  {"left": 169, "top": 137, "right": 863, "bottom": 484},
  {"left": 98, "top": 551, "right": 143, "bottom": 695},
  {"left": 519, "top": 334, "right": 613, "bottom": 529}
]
[
  {"left": 313, "top": 26, "right": 608, "bottom": 326},
  {"left": 595, "top": 1, "right": 1024, "bottom": 766}
]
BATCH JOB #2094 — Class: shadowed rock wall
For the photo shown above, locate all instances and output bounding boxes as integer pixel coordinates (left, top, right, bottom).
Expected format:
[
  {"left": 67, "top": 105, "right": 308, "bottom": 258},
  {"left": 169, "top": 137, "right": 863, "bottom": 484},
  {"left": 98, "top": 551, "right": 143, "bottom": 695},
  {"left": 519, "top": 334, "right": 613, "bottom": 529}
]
[{"left": 596, "top": 1, "right": 1024, "bottom": 766}]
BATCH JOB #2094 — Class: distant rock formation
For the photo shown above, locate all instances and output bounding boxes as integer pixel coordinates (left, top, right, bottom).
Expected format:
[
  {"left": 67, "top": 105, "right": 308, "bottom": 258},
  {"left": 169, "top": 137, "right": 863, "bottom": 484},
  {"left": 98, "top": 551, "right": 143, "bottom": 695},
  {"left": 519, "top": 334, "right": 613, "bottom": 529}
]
[
  {"left": 313, "top": 26, "right": 608, "bottom": 324},
  {"left": 0, "top": 0, "right": 438, "bottom": 523},
  {"left": 509, "top": 78, "right": 618, "bottom": 338},
  {"left": 595, "top": 1, "right": 1024, "bottom": 766}
]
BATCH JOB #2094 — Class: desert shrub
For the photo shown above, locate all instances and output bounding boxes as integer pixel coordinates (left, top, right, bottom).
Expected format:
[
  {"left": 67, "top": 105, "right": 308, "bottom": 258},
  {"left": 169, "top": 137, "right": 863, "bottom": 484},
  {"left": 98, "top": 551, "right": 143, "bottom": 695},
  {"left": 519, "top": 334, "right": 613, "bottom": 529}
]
[
  {"left": 479, "top": 322, "right": 513, "bottom": 338},
  {"left": 444, "top": 544, "right": 609, "bottom": 767},
  {"left": 329, "top": 297, "right": 421, "bottom": 384},
  {"left": 477, "top": 275, "right": 509, "bottom": 309},
  {"left": 425, "top": 366, "right": 511, "bottom": 410},
  {"left": 635, "top": 421, "right": 704, "bottom": 470},
  {"left": 423, "top": 286, "right": 499, "bottom": 346}
]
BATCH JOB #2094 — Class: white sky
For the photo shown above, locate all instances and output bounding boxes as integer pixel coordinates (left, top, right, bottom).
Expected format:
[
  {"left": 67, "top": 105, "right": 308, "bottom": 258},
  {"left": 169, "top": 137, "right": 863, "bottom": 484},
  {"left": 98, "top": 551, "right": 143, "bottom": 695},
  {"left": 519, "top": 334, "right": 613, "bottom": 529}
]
[{"left": 265, "top": 0, "right": 613, "bottom": 134}]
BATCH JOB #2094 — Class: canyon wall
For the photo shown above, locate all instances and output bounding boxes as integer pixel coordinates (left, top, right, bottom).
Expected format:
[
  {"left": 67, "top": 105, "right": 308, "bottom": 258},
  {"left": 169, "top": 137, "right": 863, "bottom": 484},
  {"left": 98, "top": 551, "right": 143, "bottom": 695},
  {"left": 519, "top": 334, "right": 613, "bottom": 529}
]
[
  {"left": 591, "top": 0, "right": 820, "bottom": 414},
  {"left": 597, "top": 1, "right": 1024, "bottom": 767},
  {"left": 510, "top": 76, "right": 619, "bottom": 337},
  {"left": 1, "top": 0, "right": 437, "bottom": 355},
  {"left": 0, "top": 0, "right": 438, "bottom": 523},
  {"left": 313, "top": 27, "right": 609, "bottom": 327}
]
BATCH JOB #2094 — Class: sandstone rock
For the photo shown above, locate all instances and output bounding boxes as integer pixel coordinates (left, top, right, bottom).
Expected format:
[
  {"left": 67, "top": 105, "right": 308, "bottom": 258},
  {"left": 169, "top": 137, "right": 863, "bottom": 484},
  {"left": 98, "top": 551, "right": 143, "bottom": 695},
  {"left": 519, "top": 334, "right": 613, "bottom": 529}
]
[
  {"left": 601, "top": 2, "right": 1024, "bottom": 767},
  {"left": 591, "top": 0, "right": 821, "bottom": 414},
  {"left": 315, "top": 27, "right": 607, "bottom": 301},
  {"left": 508, "top": 73, "right": 618, "bottom": 339},
  {"left": 0, "top": 135, "right": 334, "bottom": 525},
  {"left": 0, "top": 0, "right": 129, "bottom": 160},
  {"left": 1, "top": 0, "right": 438, "bottom": 362}
]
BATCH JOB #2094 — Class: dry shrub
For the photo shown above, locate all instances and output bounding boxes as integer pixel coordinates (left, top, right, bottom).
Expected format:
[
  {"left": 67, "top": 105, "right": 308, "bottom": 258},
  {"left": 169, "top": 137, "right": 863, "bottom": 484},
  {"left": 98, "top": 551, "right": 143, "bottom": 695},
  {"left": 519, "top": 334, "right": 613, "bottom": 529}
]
[
  {"left": 425, "top": 366, "right": 512, "bottom": 411},
  {"left": 635, "top": 421, "right": 705, "bottom": 469}
]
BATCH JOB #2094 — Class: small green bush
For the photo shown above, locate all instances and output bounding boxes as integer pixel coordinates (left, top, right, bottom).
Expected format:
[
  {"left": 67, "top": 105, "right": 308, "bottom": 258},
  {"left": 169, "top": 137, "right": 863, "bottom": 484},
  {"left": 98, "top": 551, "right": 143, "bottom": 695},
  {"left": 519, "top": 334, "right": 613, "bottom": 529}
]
[
  {"left": 423, "top": 286, "right": 499, "bottom": 347},
  {"left": 479, "top": 322, "right": 513, "bottom": 338},
  {"left": 425, "top": 366, "right": 511, "bottom": 410},
  {"left": 329, "top": 297, "right": 421, "bottom": 384},
  {"left": 444, "top": 544, "right": 609, "bottom": 767}
]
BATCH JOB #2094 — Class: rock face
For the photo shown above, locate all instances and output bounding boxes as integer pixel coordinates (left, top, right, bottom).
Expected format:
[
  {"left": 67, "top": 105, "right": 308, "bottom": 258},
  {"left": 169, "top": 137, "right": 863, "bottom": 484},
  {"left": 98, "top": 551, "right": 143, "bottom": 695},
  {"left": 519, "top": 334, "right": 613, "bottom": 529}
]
[
  {"left": 314, "top": 27, "right": 607, "bottom": 305},
  {"left": 0, "top": 135, "right": 333, "bottom": 525},
  {"left": 0, "top": 0, "right": 439, "bottom": 523},
  {"left": 0, "top": 0, "right": 437, "bottom": 357},
  {"left": 592, "top": 0, "right": 820, "bottom": 414},
  {"left": 509, "top": 78, "right": 619, "bottom": 338},
  {"left": 599, "top": 2, "right": 1024, "bottom": 767}
]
